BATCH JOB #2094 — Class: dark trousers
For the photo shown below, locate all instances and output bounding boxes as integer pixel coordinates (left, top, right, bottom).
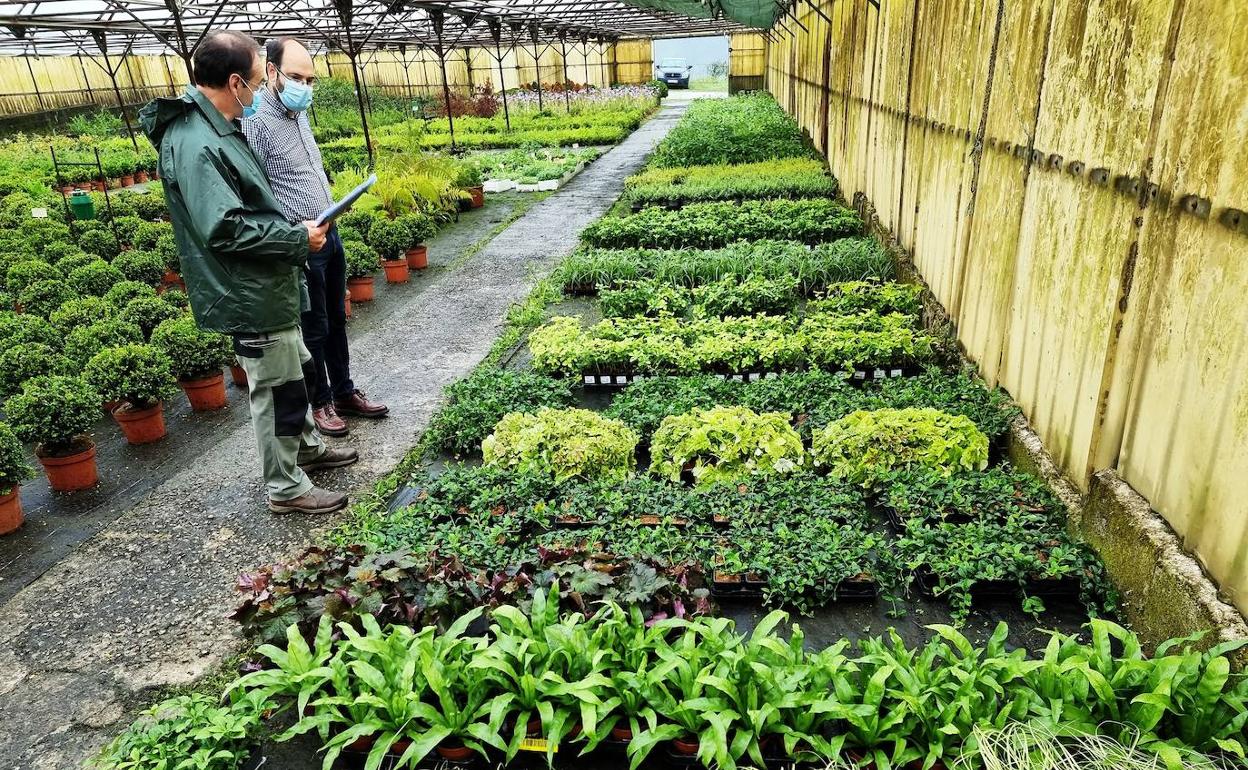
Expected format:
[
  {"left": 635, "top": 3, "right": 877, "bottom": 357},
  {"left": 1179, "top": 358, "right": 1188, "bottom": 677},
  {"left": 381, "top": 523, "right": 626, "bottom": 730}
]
[{"left": 301, "top": 225, "right": 355, "bottom": 407}]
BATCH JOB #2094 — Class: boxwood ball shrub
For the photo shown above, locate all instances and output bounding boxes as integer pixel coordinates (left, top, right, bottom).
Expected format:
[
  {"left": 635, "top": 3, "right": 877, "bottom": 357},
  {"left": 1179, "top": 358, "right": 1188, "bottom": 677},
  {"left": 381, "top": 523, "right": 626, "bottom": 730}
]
[
  {"left": 49, "top": 296, "right": 115, "bottom": 332},
  {"left": 5, "top": 259, "right": 61, "bottom": 294},
  {"left": 160, "top": 288, "right": 190, "bottom": 311},
  {"left": 580, "top": 199, "right": 862, "bottom": 249},
  {"left": 481, "top": 408, "right": 638, "bottom": 483},
  {"left": 43, "top": 243, "right": 89, "bottom": 267},
  {"left": 128, "top": 189, "right": 168, "bottom": 221},
  {"left": 86, "top": 344, "right": 177, "bottom": 409},
  {"left": 155, "top": 232, "right": 180, "bottom": 273},
  {"left": 130, "top": 221, "right": 169, "bottom": 251},
  {"left": 337, "top": 209, "right": 381, "bottom": 244},
  {"left": 68, "top": 260, "right": 125, "bottom": 297},
  {"left": 344, "top": 241, "right": 380, "bottom": 279},
  {"left": 650, "top": 405, "right": 805, "bottom": 486},
  {"left": 0, "top": 342, "right": 69, "bottom": 399},
  {"left": 0, "top": 421, "right": 35, "bottom": 495},
  {"left": 18, "top": 278, "right": 76, "bottom": 318},
  {"left": 4, "top": 375, "right": 101, "bottom": 454},
  {"left": 396, "top": 211, "right": 435, "bottom": 245},
  {"left": 54, "top": 250, "right": 104, "bottom": 276},
  {"left": 368, "top": 218, "right": 410, "bottom": 260},
  {"left": 150, "top": 315, "right": 233, "bottom": 382},
  {"left": 120, "top": 295, "right": 181, "bottom": 339},
  {"left": 424, "top": 368, "right": 576, "bottom": 457},
  {"left": 112, "top": 215, "right": 143, "bottom": 245},
  {"left": 0, "top": 311, "right": 57, "bottom": 348},
  {"left": 103, "top": 280, "right": 157, "bottom": 308},
  {"left": 112, "top": 250, "right": 166, "bottom": 286},
  {"left": 63, "top": 319, "right": 144, "bottom": 368},
  {"left": 78, "top": 228, "right": 121, "bottom": 259},
  {"left": 812, "top": 408, "right": 989, "bottom": 486}
]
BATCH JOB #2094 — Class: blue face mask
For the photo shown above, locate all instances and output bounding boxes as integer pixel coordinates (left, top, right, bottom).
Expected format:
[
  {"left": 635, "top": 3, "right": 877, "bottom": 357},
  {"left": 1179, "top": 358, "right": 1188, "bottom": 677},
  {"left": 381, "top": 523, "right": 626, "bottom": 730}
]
[
  {"left": 235, "top": 76, "right": 262, "bottom": 119},
  {"left": 277, "top": 70, "right": 313, "bottom": 112}
]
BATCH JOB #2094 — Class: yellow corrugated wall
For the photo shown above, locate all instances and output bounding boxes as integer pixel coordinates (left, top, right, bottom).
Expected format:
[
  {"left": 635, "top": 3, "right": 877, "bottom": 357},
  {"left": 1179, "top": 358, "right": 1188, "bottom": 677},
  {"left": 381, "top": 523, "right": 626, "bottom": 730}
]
[
  {"left": 767, "top": 0, "right": 1248, "bottom": 615},
  {"left": 612, "top": 39, "right": 654, "bottom": 85}
]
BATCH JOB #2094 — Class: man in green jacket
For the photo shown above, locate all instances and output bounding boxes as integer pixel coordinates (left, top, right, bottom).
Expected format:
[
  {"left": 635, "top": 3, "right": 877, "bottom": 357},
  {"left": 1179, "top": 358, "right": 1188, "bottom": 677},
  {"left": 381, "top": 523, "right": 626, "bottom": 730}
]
[{"left": 139, "top": 30, "right": 357, "bottom": 515}]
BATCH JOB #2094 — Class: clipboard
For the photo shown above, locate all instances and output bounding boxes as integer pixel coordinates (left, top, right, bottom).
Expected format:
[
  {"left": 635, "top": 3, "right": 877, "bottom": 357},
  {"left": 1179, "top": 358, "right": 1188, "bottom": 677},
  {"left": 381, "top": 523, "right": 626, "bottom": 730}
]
[{"left": 315, "top": 173, "right": 377, "bottom": 226}]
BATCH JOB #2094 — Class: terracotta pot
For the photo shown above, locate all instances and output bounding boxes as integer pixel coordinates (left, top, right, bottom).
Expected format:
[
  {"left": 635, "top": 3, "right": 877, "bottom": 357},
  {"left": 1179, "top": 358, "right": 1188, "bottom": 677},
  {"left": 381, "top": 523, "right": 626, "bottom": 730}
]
[
  {"left": 38, "top": 442, "right": 98, "bottom": 491},
  {"left": 519, "top": 718, "right": 543, "bottom": 737},
  {"left": 0, "top": 487, "right": 23, "bottom": 535},
  {"left": 180, "top": 372, "right": 227, "bottom": 411},
  {"left": 121, "top": 175, "right": 136, "bottom": 187},
  {"left": 405, "top": 244, "right": 428, "bottom": 270},
  {"left": 347, "top": 276, "right": 376, "bottom": 301},
  {"left": 59, "top": 185, "right": 74, "bottom": 195},
  {"left": 162, "top": 268, "right": 184, "bottom": 288},
  {"left": 436, "top": 743, "right": 474, "bottom": 761},
  {"left": 382, "top": 259, "right": 409, "bottom": 284},
  {"left": 345, "top": 734, "right": 376, "bottom": 752},
  {"left": 107, "top": 178, "right": 121, "bottom": 190},
  {"left": 229, "top": 364, "right": 248, "bottom": 389},
  {"left": 673, "top": 736, "right": 699, "bottom": 755},
  {"left": 344, "top": 294, "right": 352, "bottom": 318},
  {"left": 92, "top": 180, "right": 105, "bottom": 192},
  {"left": 102, "top": 398, "right": 124, "bottom": 415},
  {"left": 136, "top": 170, "right": 150, "bottom": 183},
  {"left": 468, "top": 185, "right": 484, "bottom": 208},
  {"left": 611, "top": 725, "right": 633, "bottom": 741},
  {"left": 112, "top": 402, "right": 167, "bottom": 445}
]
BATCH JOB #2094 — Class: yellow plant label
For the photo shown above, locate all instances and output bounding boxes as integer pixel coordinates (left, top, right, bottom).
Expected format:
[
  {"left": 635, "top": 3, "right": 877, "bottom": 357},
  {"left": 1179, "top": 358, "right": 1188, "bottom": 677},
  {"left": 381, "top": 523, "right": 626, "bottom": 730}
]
[{"left": 518, "top": 738, "right": 554, "bottom": 753}]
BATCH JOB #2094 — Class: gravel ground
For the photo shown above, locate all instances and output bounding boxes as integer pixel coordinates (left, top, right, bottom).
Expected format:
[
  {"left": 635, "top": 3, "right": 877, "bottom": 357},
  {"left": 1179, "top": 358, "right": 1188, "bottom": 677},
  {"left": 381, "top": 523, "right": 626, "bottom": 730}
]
[{"left": 0, "top": 96, "right": 692, "bottom": 770}]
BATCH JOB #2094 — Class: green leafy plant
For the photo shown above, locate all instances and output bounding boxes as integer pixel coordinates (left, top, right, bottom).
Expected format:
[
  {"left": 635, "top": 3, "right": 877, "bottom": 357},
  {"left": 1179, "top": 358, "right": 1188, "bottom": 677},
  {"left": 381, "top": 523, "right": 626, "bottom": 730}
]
[
  {"left": 0, "top": 311, "right": 58, "bottom": 348},
  {"left": 49, "top": 295, "right": 115, "bottom": 331},
  {"left": 648, "top": 93, "right": 812, "bottom": 168},
  {"left": 812, "top": 408, "right": 989, "bottom": 486},
  {"left": 18, "top": 278, "right": 76, "bottom": 318},
  {"left": 650, "top": 406, "right": 805, "bottom": 486},
  {"left": 0, "top": 420, "right": 35, "bottom": 495},
  {"left": 0, "top": 342, "right": 69, "bottom": 398},
  {"left": 120, "top": 295, "right": 181, "bottom": 339},
  {"left": 624, "top": 158, "right": 837, "bottom": 206},
  {"left": 424, "top": 368, "right": 576, "bottom": 457},
  {"left": 67, "top": 259, "right": 125, "bottom": 297},
  {"left": 63, "top": 318, "right": 144, "bottom": 368},
  {"left": 482, "top": 408, "right": 638, "bottom": 483},
  {"left": 90, "top": 692, "right": 267, "bottom": 770},
  {"left": 150, "top": 314, "right": 233, "bottom": 381},
  {"left": 85, "top": 343, "right": 177, "bottom": 408},
  {"left": 368, "top": 218, "right": 412, "bottom": 260},
  {"left": 5, "top": 259, "right": 61, "bottom": 294},
  {"left": 581, "top": 198, "right": 861, "bottom": 249},
  {"left": 78, "top": 228, "right": 121, "bottom": 259},
  {"left": 112, "top": 249, "right": 166, "bottom": 285},
  {"left": 103, "top": 280, "right": 157, "bottom": 308},
  {"left": 4, "top": 374, "right": 100, "bottom": 454},
  {"left": 343, "top": 240, "right": 379, "bottom": 280}
]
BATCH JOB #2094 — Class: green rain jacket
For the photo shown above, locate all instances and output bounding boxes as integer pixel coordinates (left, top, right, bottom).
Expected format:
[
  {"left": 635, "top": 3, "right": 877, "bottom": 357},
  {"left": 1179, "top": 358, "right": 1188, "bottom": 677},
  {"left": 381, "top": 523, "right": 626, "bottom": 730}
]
[{"left": 138, "top": 86, "right": 309, "bottom": 334}]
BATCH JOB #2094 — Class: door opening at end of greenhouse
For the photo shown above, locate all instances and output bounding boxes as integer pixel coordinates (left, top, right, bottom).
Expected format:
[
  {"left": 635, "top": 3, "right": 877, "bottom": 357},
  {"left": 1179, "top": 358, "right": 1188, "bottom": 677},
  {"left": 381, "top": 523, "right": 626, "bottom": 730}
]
[{"left": 652, "top": 36, "right": 729, "bottom": 92}]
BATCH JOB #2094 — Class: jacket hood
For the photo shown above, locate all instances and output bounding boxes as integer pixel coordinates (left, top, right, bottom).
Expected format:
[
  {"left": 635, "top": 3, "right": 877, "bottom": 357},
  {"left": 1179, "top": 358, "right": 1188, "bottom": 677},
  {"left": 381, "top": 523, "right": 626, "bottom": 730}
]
[{"left": 138, "top": 90, "right": 195, "bottom": 149}]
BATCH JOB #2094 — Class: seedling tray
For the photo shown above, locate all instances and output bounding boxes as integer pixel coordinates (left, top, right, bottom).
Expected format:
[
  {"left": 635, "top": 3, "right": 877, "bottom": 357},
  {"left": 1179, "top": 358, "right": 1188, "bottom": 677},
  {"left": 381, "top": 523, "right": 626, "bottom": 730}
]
[{"left": 913, "top": 567, "right": 1018, "bottom": 600}]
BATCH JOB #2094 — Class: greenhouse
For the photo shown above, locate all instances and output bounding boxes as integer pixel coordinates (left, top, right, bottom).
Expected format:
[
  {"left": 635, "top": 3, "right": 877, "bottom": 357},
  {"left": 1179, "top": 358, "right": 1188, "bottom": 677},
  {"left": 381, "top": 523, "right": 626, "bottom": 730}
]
[{"left": 0, "top": 1, "right": 1244, "bottom": 769}]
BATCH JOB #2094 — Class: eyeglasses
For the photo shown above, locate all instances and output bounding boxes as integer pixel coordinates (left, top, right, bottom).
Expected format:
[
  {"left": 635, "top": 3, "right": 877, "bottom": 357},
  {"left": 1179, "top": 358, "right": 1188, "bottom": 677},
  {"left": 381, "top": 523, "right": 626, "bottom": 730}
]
[{"left": 277, "top": 67, "right": 316, "bottom": 87}]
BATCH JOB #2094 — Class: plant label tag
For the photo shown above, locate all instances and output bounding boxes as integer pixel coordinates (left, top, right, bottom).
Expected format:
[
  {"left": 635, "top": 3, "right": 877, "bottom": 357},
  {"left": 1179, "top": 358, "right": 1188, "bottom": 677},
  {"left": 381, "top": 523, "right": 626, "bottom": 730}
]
[
  {"left": 632, "top": 375, "right": 644, "bottom": 382},
  {"left": 519, "top": 738, "right": 555, "bottom": 754},
  {"left": 890, "top": 368, "right": 903, "bottom": 377},
  {"left": 853, "top": 371, "right": 866, "bottom": 380},
  {"left": 583, "top": 375, "right": 595, "bottom": 385},
  {"left": 615, "top": 375, "right": 627, "bottom": 385},
  {"left": 765, "top": 371, "right": 777, "bottom": 379},
  {"left": 873, "top": 368, "right": 885, "bottom": 379},
  {"left": 732, "top": 374, "right": 743, "bottom": 382},
  {"left": 717, "top": 373, "right": 727, "bottom": 380},
  {"left": 31, "top": 207, "right": 48, "bottom": 218},
  {"left": 748, "top": 372, "right": 760, "bottom": 381}
]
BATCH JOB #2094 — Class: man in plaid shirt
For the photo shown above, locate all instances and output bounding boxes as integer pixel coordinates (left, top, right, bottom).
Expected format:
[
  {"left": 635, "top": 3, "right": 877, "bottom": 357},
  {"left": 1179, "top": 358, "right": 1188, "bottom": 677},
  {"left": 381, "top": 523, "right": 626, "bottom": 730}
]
[{"left": 243, "top": 36, "right": 388, "bottom": 437}]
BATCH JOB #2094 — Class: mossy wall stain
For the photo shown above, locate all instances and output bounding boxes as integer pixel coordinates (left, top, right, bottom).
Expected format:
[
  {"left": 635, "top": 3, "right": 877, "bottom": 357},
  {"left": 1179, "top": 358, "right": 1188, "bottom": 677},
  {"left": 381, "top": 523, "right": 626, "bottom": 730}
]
[{"left": 769, "top": 0, "right": 1248, "bottom": 616}]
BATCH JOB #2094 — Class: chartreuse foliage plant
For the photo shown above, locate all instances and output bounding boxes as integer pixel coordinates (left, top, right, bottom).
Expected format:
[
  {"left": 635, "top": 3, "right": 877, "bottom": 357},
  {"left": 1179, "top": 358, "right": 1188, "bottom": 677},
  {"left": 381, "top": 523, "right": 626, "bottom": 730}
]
[
  {"left": 581, "top": 198, "right": 862, "bottom": 249},
  {"left": 105, "top": 603, "right": 1248, "bottom": 770},
  {"left": 813, "top": 408, "right": 989, "bottom": 486},
  {"left": 423, "top": 368, "right": 575, "bottom": 457},
  {"left": 623, "top": 157, "right": 837, "bottom": 206},
  {"left": 4, "top": 375, "right": 100, "bottom": 454},
  {"left": 528, "top": 310, "right": 934, "bottom": 377},
  {"left": 555, "top": 238, "right": 894, "bottom": 293},
  {"left": 650, "top": 406, "right": 805, "bottom": 486},
  {"left": 90, "top": 691, "right": 269, "bottom": 770},
  {"left": 482, "top": 408, "right": 639, "bottom": 483}
]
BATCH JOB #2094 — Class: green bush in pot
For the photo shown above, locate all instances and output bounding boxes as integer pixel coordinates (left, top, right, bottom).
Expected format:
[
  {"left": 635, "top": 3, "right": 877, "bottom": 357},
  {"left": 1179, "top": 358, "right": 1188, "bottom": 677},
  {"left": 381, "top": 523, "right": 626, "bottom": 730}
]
[
  {"left": 112, "top": 250, "right": 166, "bottom": 286},
  {"left": 78, "top": 228, "right": 121, "bottom": 259},
  {"left": 344, "top": 240, "right": 380, "bottom": 279},
  {"left": 103, "top": 280, "right": 157, "bottom": 308},
  {"left": 0, "top": 311, "right": 58, "bottom": 348},
  {"left": 63, "top": 318, "right": 144, "bottom": 368},
  {"left": 150, "top": 315, "right": 233, "bottom": 383},
  {"left": 85, "top": 343, "right": 177, "bottom": 410},
  {"left": 50, "top": 296, "right": 115, "bottom": 332},
  {"left": 67, "top": 260, "right": 125, "bottom": 297},
  {"left": 367, "top": 218, "right": 410, "bottom": 261},
  {"left": 18, "top": 279, "right": 76, "bottom": 318},
  {"left": 120, "top": 295, "right": 181, "bottom": 339},
  {"left": 4, "top": 374, "right": 100, "bottom": 455},
  {"left": 0, "top": 421, "right": 34, "bottom": 496},
  {"left": 0, "top": 342, "right": 70, "bottom": 399}
]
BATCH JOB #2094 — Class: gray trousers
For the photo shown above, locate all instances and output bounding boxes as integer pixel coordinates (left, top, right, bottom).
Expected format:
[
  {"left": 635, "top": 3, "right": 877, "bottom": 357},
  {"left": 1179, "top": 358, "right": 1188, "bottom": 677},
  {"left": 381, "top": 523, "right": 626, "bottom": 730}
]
[{"left": 232, "top": 326, "right": 326, "bottom": 501}]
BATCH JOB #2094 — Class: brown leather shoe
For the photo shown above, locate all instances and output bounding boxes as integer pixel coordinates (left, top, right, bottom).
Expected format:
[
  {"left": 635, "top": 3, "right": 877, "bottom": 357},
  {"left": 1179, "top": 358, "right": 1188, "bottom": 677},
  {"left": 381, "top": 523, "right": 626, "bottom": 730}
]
[
  {"left": 313, "top": 404, "right": 349, "bottom": 436},
  {"left": 334, "top": 389, "right": 389, "bottom": 418},
  {"left": 299, "top": 446, "right": 359, "bottom": 474},
  {"left": 268, "top": 486, "right": 348, "bottom": 515}
]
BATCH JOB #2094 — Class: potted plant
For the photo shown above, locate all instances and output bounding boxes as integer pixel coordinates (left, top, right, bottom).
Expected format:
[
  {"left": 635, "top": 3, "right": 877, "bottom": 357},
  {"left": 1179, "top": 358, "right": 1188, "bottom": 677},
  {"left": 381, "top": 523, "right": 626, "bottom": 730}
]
[
  {"left": 85, "top": 344, "right": 177, "bottom": 444},
  {"left": 120, "top": 295, "right": 181, "bottom": 340},
  {"left": 150, "top": 315, "right": 233, "bottom": 411},
  {"left": 344, "top": 240, "right": 379, "bottom": 301},
  {"left": 0, "top": 421, "right": 35, "bottom": 534},
  {"left": 369, "top": 219, "right": 411, "bottom": 284},
  {"left": 155, "top": 233, "right": 183, "bottom": 289},
  {"left": 4, "top": 375, "right": 101, "bottom": 491},
  {"left": 0, "top": 342, "right": 70, "bottom": 399},
  {"left": 396, "top": 212, "right": 435, "bottom": 270},
  {"left": 113, "top": 250, "right": 166, "bottom": 286},
  {"left": 458, "top": 165, "right": 485, "bottom": 209}
]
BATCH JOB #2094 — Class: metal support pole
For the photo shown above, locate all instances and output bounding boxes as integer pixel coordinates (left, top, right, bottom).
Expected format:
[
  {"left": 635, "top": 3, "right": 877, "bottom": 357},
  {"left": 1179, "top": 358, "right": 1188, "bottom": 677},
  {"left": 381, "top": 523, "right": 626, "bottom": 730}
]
[
  {"left": 78, "top": 54, "right": 94, "bottom": 107},
  {"left": 530, "top": 34, "right": 543, "bottom": 110},
  {"left": 121, "top": 50, "right": 140, "bottom": 104},
  {"left": 581, "top": 39, "right": 591, "bottom": 89},
  {"left": 165, "top": 0, "right": 195, "bottom": 82},
  {"left": 558, "top": 35, "right": 571, "bottom": 112},
  {"left": 337, "top": 4, "right": 374, "bottom": 167},
  {"left": 463, "top": 48, "right": 474, "bottom": 91},
  {"left": 431, "top": 10, "right": 456, "bottom": 150},
  {"left": 95, "top": 37, "right": 139, "bottom": 150},
  {"left": 493, "top": 38, "right": 511, "bottom": 131},
  {"left": 25, "top": 55, "right": 47, "bottom": 114},
  {"left": 400, "top": 44, "right": 414, "bottom": 102}
]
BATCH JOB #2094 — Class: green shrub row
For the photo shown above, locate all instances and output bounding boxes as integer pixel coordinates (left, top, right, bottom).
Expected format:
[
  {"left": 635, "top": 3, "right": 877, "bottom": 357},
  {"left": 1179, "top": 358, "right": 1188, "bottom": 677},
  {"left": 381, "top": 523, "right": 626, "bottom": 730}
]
[
  {"left": 649, "top": 93, "right": 813, "bottom": 168},
  {"left": 597, "top": 276, "right": 921, "bottom": 319},
  {"left": 623, "top": 157, "right": 837, "bottom": 206},
  {"left": 581, "top": 198, "right": 862, "bottom": 249}
]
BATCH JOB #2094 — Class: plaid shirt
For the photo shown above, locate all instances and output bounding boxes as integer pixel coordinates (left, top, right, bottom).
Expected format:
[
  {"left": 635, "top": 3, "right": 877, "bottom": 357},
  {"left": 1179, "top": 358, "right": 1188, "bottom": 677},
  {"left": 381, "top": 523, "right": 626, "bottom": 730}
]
[{"left": 242, "top": 88, "right": 334, "bottom": 223}]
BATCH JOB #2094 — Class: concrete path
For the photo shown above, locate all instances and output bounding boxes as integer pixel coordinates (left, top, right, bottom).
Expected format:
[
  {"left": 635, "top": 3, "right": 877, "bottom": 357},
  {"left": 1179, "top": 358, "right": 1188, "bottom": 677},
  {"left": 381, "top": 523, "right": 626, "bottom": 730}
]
[{"left": 0, "top": 97, "right": 689, "bottom": 770}]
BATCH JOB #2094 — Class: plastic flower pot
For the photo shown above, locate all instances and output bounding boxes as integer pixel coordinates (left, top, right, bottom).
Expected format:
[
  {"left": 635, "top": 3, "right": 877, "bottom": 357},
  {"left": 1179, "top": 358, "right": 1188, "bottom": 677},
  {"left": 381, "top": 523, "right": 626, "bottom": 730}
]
[
  {"left": 136, "top": 170, "right": 150, "bottom": 183},
  {"left": 0, "top": 487, "right": 24, "bottom": 535},
  {"left": 180, "top": 372, "right": 227, "bottom": 411},
  {"left": 229, "top": 364, "right": 248, "bottom": 389},
  {"left": 610, "top": 725, "right": 633, "bottom": 742},
  {"left": 436, "top": 743, "right": 474, "bottom": 761},
  {"left": 405, "top": 244, "right": 428, "bottom": 270},
  {"left": 121, "top": 175, "right": 136, "bottom": 187},
  {"left": 468, "top": 185, "right": 485, "bottom": 208},
  {"left": 112, "top": 402, "right": 167, "bottom": 445},
  {"left": 38, "top": 442, "right": 98, "bottom": 492},
  {"left": 382, "top": 259, "right": 409, "bottom": 284},
  {"left": 672, "top": 736, "right": 699, "bottom": 755},
  {"left": 347, "top": 276, "right": 376, "bottom": 301}
]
